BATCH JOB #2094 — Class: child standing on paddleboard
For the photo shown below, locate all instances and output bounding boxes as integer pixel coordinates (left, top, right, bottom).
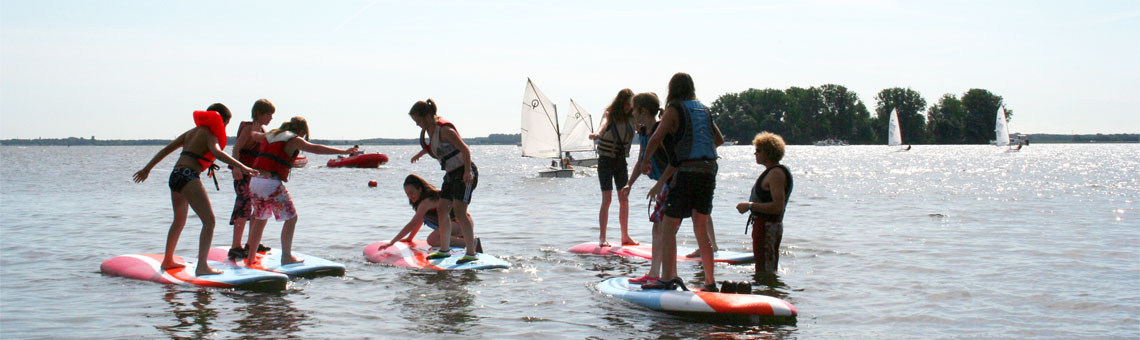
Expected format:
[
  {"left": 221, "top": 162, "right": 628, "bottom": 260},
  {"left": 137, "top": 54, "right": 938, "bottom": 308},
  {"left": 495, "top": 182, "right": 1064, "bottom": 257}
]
[
  {"left": 589, "top": 88, "right": 638, "bottom": 247},
  {"left": 408, "top": 99, "right": 480, "bottom": 264},
  {"left": 638, "top": 73, "right": 725, "bottom": 292},
  {"left": 227, "top": 98, "right": 275, "bottom": 260},
  {"left": 621, "top": 92, "right": 673, "bottom": 284},
  {"left": 243, "top": 116, "right": 358, "bottom": 266},
  {"left": 133, "top": 103, "right": 259, "bottom": 276},
  {"left": 736, "top": 132, "right": 792, "bottom": 274}
]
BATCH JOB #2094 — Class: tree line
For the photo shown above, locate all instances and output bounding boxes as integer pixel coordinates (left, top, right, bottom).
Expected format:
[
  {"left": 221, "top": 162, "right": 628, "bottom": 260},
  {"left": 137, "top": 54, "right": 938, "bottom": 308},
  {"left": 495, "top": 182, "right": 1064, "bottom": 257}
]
[{"left": 709, "top": 85, "right": 1016, "bottom": 145}]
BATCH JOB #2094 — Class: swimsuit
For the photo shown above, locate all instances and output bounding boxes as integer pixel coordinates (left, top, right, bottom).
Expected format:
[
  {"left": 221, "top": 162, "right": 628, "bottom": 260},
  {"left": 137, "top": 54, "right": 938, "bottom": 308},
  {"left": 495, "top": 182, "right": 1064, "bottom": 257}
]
[
  {"left": 168, "top": 167, "right": 200, "bottom": 193},
  {"left": 249, "top": 176, "right": 297, "bottom": 221}
]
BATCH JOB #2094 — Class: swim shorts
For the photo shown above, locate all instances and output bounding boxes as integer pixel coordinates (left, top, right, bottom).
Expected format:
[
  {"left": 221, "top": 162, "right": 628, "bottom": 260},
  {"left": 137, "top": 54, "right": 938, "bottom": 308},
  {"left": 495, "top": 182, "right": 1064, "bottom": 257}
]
[
  {"left": 597, "top": 156, "right": 629, "bottom": 191},
  {"left": 229, "top": 177, "right": 252, "bottom": 225},
  {"left": 249, "top": 176, "right": 297, "bottom": 222},
  {"left": 168, "top": 167, "right": 200, "bottom": 193},
  {"left": 440, "top": 163, "right": 477, "bottom": 203}
]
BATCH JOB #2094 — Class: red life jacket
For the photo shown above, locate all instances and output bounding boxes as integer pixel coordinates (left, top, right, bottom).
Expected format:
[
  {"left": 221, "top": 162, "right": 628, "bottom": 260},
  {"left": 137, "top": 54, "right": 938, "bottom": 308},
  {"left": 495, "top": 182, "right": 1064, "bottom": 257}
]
[
  {"left": 418, "top": 118, "right": 460, "bottom": 158},
  {"left": 251, "top": 131, "right": 298, "bottom": 182},
  {"left": 192, "top": 110, "right": 227, "bottom": 171}
]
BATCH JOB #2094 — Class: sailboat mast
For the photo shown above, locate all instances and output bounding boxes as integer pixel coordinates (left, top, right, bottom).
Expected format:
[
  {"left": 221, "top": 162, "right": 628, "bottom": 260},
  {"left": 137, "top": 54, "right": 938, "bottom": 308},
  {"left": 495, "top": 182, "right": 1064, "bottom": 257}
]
[{"left": 554, "top": 103, "right": 564, "bottom": 167}]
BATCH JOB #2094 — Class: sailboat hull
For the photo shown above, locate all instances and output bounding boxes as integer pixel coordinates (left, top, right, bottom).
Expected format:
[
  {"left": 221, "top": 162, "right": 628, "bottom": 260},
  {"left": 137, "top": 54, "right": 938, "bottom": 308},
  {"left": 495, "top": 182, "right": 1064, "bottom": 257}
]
[{"left": 539, "top": 169, "right": 574, "bottom": 178}]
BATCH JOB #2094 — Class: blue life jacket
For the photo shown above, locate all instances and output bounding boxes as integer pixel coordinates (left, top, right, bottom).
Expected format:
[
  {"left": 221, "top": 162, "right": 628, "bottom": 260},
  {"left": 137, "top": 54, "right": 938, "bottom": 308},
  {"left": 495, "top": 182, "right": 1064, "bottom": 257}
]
[
  {"left": 638, "top": 122, "right": 670, "bottom": 180},
  {"left": 671, "top": 100, "right": 717, "bottom": 165}
]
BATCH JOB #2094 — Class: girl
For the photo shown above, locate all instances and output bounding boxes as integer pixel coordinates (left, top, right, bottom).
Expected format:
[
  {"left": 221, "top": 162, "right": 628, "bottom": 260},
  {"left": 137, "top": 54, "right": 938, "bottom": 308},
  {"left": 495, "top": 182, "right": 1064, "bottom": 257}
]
[
  {"left": 639, "top": 73, "right": 725, "bottom": 292},
  {"left": 376, "top": 174, "right": 480, "bottom": 252},
  {"left": 243, "top": 116, "right": 358, "bottom": 266},
  {"left": 589, "top": 88, "right": 638, "bottom": 247},
  {"left": 133, "top": 103, "right": 259, "bottom": 276},
  {"left": 621, "top": 92, "right": 673, "bottom": 284},
  {"left": 408, "top": 99, "right": 479, "bottom": 264}
]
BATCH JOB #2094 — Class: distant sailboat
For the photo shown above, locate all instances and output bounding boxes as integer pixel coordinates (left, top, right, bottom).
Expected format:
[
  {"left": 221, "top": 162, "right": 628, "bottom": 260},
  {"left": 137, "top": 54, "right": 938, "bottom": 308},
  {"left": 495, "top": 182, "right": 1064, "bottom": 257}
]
[
  {"left": 993, "top": 107, "right": 1010, "bottom": 147},
  {"left": 561, "top": 99, "right": 598, "bottom": 167},
  {"left": 887, "top": 109, "right": 904, "bottom": 148},
  {"left": 521, "top": 78, "right": 574, "bottom": 178}
]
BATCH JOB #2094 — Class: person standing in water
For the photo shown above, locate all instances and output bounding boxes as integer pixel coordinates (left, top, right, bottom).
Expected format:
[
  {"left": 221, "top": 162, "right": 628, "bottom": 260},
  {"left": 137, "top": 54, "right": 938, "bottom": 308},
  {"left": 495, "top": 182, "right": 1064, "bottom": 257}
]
[
  {"left": 736, "top": 132, "right": 793, "bottom": 274},
  {"left": 133, "top": 103, "right": 259, "bottom": 276},
  {"left": 243, "top": 116, "right": 358, "bottom": 266},
  {"left": 227, "top": 98, "right": 275, "bottom": 260},
  {"left": 639, "top": 73, "right": 725, "bottom": 292},
  {"left": 589, "top": 88, "right": 638, "bottom": 247},
  {"left": 408, "top": 99, "right": 480, "bottom": 264}
]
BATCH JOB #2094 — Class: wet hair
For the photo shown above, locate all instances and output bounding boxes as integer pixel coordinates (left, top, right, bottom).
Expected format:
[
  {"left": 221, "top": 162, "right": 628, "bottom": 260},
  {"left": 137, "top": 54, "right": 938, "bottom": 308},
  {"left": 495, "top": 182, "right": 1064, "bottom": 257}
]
[
  {"left": 752, "top": 131, "right": 786, "bottom": 163},
  {"left": 665, "top": 72, "right": 697, "bottom": 107},
  {"left": 251, "top": 99, "right": 275, "bottom": 120},
  {"left": 269, "top": 116, "right": 310, "bottom": 140},
  {"left": 207, "top": 103, "right": 232, "bottom": 124},
  {"left": 403, "top": 174, "right": 440, "bottom": 208},
  {"left": 632, "top": 92, "right": 662, "bottom": 118},
  {"left": 408, "top": 99, "right": 438, "bottom": 119},
  {"left": 605, "top": 89, "right": 634, "bottom": 123}
]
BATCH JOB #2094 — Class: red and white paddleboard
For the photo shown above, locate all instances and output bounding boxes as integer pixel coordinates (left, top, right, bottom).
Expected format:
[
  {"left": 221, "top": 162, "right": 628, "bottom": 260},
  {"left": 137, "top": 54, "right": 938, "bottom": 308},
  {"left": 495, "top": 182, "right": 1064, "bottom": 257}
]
[
  {"left": 100, "top": 253, "right": 288, "bottom": 291},
  {"left": 364, "top": 240, "right": 510, "bottom": 271}
]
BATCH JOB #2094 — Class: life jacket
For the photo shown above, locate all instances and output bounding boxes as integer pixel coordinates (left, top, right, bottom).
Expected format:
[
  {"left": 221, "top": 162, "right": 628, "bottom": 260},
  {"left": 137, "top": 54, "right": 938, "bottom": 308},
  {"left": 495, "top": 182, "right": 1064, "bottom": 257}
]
[
  {"left": 637, "top": 122, "right": 671, "bottom": 181},
  {"left": 234, "top": 121, "right": 259, "bottom": 165},
  {"left": 670, "top": 100, "right": 717, "bottom": 166},
  {"left": 747, "top": 165, "right": 794, "bottom": 232},
  {"left": 251, "top": 131, "right": 298, "bottom": 182},
  {"left": 596, "top": 119, "right": 634, "bottom": 159},
  {"left": 191, "top": 110, "right": 227, "bottom": 171},
  {"left": 418, "top": 118, "right": 465, "bottom": 172}
]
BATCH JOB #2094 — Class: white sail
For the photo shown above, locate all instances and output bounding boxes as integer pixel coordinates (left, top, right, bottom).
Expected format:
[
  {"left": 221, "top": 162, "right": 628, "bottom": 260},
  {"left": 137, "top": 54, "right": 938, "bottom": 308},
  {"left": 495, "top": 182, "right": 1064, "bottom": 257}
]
[
  {"left": 888, "top": 109, "right": 902, "bottom": 146},
  {"left": 560, "top": 99, "right": 595, "bottom": 153},
  {"left": 994, "top": 107, "right": 1010, "bottom": 147},
  {"left": 521, "top": 78, "right": 561, "bottom": 159}
]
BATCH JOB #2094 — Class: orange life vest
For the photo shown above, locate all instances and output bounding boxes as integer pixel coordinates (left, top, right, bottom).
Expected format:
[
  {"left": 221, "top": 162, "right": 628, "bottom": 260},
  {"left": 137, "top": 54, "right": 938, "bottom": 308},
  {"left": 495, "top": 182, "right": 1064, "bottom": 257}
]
[
  {"left": 192, "top": 110, "right": 227, "bottom": 171},
  {"left": 251, "top": 131, "right": 298, "bottom": 182}
]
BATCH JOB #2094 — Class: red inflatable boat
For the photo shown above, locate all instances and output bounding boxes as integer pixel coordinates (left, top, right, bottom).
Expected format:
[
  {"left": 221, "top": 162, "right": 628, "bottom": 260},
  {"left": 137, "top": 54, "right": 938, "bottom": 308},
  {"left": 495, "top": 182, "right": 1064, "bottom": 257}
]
[{"left": 327, "top": 153, "right": 388, "bottom": 168}]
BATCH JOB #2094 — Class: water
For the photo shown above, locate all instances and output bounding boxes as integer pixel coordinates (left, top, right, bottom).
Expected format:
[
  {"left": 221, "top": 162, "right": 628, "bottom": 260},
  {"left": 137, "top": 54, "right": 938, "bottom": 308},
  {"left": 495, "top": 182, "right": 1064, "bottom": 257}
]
[{"left": 1, "top": 144, "right": 1137, "bottom": 339}]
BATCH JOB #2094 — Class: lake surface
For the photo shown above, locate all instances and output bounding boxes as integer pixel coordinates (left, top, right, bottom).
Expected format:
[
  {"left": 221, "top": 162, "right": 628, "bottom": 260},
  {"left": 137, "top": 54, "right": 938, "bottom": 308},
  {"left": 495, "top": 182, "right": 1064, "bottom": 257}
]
[{"left": 1, "top": 144, "right": 1137, "bottom": 339}]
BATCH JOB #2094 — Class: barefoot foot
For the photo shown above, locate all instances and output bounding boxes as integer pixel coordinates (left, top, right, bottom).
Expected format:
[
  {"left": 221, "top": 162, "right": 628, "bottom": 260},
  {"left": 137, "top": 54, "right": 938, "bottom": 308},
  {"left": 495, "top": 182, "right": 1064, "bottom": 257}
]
[
  {"left": 281, "top": 255, "right": 305, "bottom": 265},
  {"left": 195, "top": 265, "right": 222, "bottom": 277},
  {"left": 161, "top": 261, "right": 186, "bottom": 271}
]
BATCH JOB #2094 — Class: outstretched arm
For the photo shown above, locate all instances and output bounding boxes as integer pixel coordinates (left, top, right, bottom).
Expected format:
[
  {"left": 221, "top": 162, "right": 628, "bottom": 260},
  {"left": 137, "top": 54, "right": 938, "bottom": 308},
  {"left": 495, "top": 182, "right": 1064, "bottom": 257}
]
[
  {"left": 378, "top": 203, "right": 431, "bottom": 250},
  {"left": 590, "top": 112, "right": 611, "bottom": 140},
  {"left": 207, "top": 135, "right": 258, "bottom": 176},
  {"left": 133, "top": 131, "right": 187, "bottom": 183},
  {"left": 295, "top": 138, "right": 357, "bottom": 155}
]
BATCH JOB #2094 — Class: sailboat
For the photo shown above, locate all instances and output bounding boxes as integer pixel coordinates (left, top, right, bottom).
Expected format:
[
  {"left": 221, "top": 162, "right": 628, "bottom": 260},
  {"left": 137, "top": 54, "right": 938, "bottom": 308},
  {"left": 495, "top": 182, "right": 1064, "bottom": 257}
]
[
  {"left": 561, "top": 99, "right": 598, "bottom": 167},
  {"left": 887, "top": 108, "right": 905, "bottom": 150},
  {"left": 521, "top": 78, "right": 574, "bottom": 178},
  {"left": 993, "top": 107, "right": 1011, "bottom": 147}
]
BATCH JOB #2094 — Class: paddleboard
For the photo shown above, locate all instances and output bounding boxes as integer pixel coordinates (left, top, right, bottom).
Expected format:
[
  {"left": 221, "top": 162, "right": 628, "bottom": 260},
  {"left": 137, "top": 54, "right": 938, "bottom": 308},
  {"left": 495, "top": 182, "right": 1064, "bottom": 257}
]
[
  {"left": 207, "top": 248, "right": 346, "bottom": 278},
  {"left": 597, "top": 277, "right": 796, "bottom": 317},
  {"left": 363, "top": 240, "right": 510, "bottom": 270},
  {"left": 568, "top": 242, "right": 755, "bottom": 264},
  {"left": 100, "top": 253, "right": 288, "bottom": 291}
]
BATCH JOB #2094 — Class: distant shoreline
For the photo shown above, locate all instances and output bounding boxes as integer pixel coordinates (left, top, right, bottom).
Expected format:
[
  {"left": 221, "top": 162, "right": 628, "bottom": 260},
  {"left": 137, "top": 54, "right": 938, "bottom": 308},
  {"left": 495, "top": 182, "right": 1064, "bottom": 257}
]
[{"left": 2, "top": 133, "right": 1136, "bottom": 146}]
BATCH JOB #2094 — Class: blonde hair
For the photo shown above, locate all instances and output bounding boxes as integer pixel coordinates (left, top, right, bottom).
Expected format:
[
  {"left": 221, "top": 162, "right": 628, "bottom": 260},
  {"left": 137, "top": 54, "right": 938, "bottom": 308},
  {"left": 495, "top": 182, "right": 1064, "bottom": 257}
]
[
  {"left": 270, "top": 116, "right": 309, "bottom": 140},
  {"left": 752, "top": 132, "right": 786, "bottom": 162}
]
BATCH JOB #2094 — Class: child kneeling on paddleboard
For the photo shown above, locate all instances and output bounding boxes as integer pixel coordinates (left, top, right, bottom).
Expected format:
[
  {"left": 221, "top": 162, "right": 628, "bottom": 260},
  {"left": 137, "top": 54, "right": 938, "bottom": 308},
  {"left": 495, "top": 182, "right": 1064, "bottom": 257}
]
[
  {"left": 133, "top": 103, "right": 259, "bottom": 276},
  {"left": 408, "top": 99, "right": 480, "bottom": 264},
  {"left": 243, "top": 116, "right": 358, "bottom": 266},
  {"left": 736, "top": 132, "right": 793, "bottom": 274},
  {"left": 377, "top": 174, "right": 480, "bottom": 252}
]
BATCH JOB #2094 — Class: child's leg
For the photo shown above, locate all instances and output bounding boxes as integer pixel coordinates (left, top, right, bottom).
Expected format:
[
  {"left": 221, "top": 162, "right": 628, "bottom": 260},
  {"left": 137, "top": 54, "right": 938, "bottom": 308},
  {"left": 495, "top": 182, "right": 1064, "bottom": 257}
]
[
  {"left": 648, "top": 220, "right": 665, "bottom": 278},
  {"left": 598, "top": 191, "right": 612, "bottom": 246},
  {"left": 660, "top": 216, "right": 682, "bottom": 281},
  {"left": 618, "top": 190, "right": 634, "bottom": 245},
  {"left": 692, "top": 212, "right": 715, "bottom": 287},
  {"left": 280, "top": 217, "right": 303, "bottom": 264},
  {"left": 231, "top": 218, "right": 247, "bottom": 249},
  {"left": 685, "top": 219, "right": 719, "bottom": 257},
  {"left": 436, "top": 200, "right": 454, "bottom": 252},
  {"left": 245, "top": 219, "right": 268, "bottom": 266},
  {"left": 162, "top": 191, "right": 190, "bottom": 270},
  {"left": 452, "top": 201, "right": 476, "bottom": 256},
  {"left": 181, "top": 180, "right": 221, "bottom": 276}
]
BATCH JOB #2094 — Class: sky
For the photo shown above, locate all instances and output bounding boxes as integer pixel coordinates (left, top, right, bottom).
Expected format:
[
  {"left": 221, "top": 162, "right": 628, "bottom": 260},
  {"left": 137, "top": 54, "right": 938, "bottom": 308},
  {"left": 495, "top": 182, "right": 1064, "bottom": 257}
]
[{"left": 1, "top": 0, "right": 1138, "bottom": 140}]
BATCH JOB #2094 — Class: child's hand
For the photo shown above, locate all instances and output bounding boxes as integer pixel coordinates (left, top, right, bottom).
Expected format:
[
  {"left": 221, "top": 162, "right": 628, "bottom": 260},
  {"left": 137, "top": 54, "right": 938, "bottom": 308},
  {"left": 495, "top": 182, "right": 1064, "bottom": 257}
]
[
  {"left": 619, "top": 185, "right": 631, "bottom": 198},
  {"left": 377, "top": 243, "right": 392, "bottom": 251},
  {"left": 243, "top": 167, "right": 260, "bottom": 177},
  {"left": 736, "top": 202, "right": 751, "bottom": 214},
  {"left": 588, "top": 133, "right": 599, "bottom": 140},
  {"left": 463, "top": 170, "right": 474, "bottom": 185},
  {"left": 411, "top": 153, "right": 422, "bottom": 163},
  {"left": 132, "top": 169, "right": 150, "bottom": 183},
  {"left": 647, "top": 183, "right": 662, "bottom": 200}
]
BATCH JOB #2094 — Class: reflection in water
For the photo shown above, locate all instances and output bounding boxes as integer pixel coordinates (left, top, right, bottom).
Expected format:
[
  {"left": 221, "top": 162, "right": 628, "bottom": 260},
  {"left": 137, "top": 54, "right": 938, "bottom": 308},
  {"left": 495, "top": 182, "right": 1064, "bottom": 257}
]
[
  {"left": 156, "top": 286, "right": 306, "bottom": 339},
  {"left": 392, "top": 270, "right": 482, "bottom": 334}
]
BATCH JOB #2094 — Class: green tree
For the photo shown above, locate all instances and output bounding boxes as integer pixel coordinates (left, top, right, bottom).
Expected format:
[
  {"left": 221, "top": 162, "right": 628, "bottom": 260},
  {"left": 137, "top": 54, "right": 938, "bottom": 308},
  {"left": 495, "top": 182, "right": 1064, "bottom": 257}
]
[
  {"left": 926, "top": 94, "right": 966, "bottom": 144},
  {"left": 710, "top": 88, "right": 789, "bottom": 143},
  {"left": 961, "top": 88, "right": 1005, "bottom": 144},
  {"left": 818, "top": 84, "right": 874, "bottom": 143},
  {"left": 783, "top": 86, "right": 825, "bottom": 144},
  {"left": 874, "top": 87, "right": 928, "bottom": 144}
]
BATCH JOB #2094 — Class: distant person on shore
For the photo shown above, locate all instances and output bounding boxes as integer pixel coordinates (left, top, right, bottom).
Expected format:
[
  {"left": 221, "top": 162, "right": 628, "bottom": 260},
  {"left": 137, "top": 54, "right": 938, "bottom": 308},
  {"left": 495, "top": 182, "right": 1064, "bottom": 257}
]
[
  {"left": 227, "top": 99, "right": 275, "bottom": 260},
  {"left": 620, "top": 92, "right": 676, "bottom": 284},
  {"left": 409, "top": 99, "right": 480, "bottom": 264},
  {"left": 589, "top": 88, "right": 638, "bottom": 247},
  {"left": 376, "top": 174, "right": 480, "bottom": 251},
  {"left": 638, "top": 72, "right": 725, "bottom": 292},
  {"left": 132, "top": 103, "right": 259, "bottom": 276},
  {"left": 243, "top": 117, "right": 358, "bottom": 266},
  {"left": 736, "top": 132, "right": 793, "bottom": 274}
]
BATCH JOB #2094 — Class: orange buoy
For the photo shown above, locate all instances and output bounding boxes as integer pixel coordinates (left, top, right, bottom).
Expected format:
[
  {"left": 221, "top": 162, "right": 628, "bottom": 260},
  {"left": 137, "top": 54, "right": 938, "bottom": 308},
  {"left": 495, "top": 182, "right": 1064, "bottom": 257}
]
[{"left": 368, "top": 180, "right": 378, "bottom": 187}]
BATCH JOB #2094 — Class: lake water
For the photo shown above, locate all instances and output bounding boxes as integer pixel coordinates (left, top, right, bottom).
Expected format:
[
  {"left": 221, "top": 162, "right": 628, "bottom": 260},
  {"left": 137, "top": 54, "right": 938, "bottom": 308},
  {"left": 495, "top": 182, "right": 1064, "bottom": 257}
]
[{"left": 1, "top": 144, "right": 1137, "bottom": 339}]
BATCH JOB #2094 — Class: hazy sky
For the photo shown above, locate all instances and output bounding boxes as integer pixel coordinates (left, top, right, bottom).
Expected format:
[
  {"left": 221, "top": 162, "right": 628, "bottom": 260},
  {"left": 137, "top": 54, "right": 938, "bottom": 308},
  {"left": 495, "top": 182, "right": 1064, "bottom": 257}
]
[{"left": 2, "top": 0, "right": 1137, "bottom": 140}]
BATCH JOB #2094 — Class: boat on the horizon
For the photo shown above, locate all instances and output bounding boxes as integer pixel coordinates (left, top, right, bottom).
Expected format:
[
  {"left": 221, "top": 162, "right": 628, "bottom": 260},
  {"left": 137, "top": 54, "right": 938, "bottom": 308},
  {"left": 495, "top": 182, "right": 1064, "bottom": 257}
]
[
  {"left": 887, "top": 109, "right": 909, "bottom": 151},
  {"left": 327, "top": 152, "right": 388, "bottom": 168},
  {"left": 814, "top": 138, "right": 847, "bottom": 146}
]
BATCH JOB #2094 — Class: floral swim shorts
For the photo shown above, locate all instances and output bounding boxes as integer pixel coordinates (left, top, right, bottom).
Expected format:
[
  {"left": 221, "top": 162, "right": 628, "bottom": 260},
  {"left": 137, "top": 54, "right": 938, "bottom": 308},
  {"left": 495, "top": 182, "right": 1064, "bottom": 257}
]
[{"left": 249, "top": 176, "right": 297, "bottom": 222}]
